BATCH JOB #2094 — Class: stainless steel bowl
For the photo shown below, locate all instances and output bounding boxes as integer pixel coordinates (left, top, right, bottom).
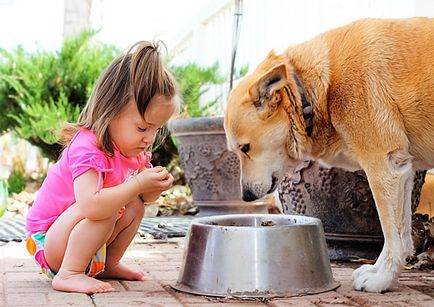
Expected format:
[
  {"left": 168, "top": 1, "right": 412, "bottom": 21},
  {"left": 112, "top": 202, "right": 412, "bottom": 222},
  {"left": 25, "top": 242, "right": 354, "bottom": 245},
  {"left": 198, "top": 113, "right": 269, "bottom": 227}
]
[{"left": 173, "top": 214, "right": 340, "bottom": 297}]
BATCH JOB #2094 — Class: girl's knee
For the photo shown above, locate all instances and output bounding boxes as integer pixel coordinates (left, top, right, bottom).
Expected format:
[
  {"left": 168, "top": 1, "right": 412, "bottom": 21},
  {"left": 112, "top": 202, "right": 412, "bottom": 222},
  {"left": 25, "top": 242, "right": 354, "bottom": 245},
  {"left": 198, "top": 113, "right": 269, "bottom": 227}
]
[
  {"left": 106, "top": 213, "right": 120, "bottom": 225},
  {"left": 125, "top": 198, "right": 145, "bottom": 220},
  {"left": 87, "top": 214, "right": 119, "bottom": 235}
]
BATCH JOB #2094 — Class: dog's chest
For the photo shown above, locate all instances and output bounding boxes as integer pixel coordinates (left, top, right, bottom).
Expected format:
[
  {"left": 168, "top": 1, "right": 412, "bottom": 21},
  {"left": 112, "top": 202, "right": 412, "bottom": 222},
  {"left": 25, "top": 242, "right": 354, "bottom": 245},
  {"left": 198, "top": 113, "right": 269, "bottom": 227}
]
[{"left": 318, "top": 152, "right": 362, "bottom": 172}]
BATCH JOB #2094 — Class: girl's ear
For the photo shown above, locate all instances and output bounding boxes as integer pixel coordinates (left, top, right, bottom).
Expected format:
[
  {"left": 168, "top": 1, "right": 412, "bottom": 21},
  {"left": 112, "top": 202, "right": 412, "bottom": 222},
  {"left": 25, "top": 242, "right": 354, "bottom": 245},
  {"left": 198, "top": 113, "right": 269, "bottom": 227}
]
[{"left": 172, "top": 95, "right": 182, "bottom": 116}]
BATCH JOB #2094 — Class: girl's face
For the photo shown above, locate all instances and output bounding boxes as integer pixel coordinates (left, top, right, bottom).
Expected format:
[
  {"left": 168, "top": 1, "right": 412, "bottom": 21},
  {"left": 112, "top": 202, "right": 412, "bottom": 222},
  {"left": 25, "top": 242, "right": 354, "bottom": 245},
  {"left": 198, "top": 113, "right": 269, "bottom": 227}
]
[{"left": 109, "top": 95, "right": 176, "bottom": 157}]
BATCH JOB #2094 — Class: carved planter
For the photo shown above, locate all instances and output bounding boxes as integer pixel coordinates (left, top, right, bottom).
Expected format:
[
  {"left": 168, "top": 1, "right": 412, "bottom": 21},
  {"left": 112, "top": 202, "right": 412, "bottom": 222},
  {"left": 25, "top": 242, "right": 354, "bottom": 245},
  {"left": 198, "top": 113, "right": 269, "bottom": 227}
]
[
  {"left": 278, "top": 161, "right": 426, "bottom": 260},
  {"left": 168, "top": 117, "right": 268, "bottom": 216}
]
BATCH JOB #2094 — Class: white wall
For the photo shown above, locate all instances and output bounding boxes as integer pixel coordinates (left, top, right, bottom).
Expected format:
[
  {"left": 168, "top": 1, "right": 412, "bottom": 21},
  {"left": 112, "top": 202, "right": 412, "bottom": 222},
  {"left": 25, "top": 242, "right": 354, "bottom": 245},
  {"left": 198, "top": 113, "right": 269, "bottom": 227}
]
[
  {"left": 0, "top": 0, "right": 206, "bottom": 52},
  {"left": 0, "top": 0, "right": 64, "bottom": 52},
  {"left": 171, "top": 0, "right": 434, "bottom": 72},
  {"left": 64, "top": 0, "right": 92, "bottom": 37},
  {"left": 89, "top": 0, "right": 207, "bottom": 51},
  {"left": 168, "top": 0, "right": 434, "bottom": 112}
]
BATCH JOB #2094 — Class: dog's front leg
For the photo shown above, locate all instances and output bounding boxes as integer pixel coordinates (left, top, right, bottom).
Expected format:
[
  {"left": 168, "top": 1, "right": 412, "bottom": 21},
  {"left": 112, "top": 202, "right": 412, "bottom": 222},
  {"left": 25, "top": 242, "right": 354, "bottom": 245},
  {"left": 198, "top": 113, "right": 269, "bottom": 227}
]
[{"left": 352, "top": 149, "right": 414, "bottom": 292}]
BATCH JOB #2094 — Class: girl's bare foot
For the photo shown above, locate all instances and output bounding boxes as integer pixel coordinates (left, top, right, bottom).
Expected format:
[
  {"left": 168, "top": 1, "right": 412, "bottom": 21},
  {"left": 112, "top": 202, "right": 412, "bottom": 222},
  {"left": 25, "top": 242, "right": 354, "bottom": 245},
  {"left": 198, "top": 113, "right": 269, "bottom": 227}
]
[
  {"left": 52, "top": 271, "right": 114, "bottom": 294},
  {"left": 97, "top": 263, "right": 145, "bottom": 281}
]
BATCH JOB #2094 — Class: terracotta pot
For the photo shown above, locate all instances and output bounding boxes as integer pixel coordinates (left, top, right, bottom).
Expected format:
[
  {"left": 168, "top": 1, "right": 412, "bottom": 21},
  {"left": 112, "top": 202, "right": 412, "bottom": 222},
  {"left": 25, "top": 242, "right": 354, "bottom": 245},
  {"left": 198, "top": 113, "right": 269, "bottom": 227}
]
[
  {"left": 278, "top": 161, "right": 426, "bottom": 260},
  {"left": 168, "top": 117, "right": 268, "bottom": 216}
]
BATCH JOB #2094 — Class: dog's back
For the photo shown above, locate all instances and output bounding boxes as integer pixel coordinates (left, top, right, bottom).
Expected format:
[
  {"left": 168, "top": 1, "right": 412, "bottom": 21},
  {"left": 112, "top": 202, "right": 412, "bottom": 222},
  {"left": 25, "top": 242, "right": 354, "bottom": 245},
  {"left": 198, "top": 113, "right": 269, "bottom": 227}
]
[
  {"left": 324, "top": 18, "right": 434, "bottom": 112},
  {"left": 288, "top": 18, "right": 434, "bottom": 169}
]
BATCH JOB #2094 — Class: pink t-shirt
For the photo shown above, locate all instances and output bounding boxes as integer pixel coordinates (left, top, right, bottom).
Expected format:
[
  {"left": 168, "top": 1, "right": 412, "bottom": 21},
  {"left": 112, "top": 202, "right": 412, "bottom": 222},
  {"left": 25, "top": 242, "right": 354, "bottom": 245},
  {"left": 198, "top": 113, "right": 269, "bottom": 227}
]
[{"left": 26, "top": 129, "right": 152, "bottom": 233}]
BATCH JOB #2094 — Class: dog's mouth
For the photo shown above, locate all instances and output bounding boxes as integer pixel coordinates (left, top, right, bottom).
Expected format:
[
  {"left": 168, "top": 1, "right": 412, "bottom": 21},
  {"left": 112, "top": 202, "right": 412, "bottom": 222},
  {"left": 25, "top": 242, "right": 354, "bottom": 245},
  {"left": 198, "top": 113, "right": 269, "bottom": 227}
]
[{"left": 266, "top": 175, "right": 279, "bottom": 194}]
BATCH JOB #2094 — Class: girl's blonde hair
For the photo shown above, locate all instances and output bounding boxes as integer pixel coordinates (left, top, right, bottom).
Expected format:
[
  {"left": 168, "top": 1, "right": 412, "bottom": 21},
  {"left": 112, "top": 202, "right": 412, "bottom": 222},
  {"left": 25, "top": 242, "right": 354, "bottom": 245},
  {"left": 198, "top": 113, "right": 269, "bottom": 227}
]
[{"left": 60, "top": 41, "right": 179, "bottom": 156}]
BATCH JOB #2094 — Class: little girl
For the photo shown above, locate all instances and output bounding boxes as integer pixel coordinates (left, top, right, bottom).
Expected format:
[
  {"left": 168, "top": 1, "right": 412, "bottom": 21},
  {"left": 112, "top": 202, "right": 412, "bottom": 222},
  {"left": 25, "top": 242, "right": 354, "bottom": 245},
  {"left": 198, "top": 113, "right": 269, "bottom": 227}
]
[{"left": 25, "top": 41, "right": 179, "bottom": 294}]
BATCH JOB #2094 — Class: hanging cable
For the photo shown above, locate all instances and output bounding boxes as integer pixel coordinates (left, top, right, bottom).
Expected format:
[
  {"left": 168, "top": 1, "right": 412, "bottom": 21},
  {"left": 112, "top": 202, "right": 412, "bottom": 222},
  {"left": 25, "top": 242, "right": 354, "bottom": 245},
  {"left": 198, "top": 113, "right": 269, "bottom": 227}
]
[{"left": 229, "top": 0, "right": 243, "bottom": 92}]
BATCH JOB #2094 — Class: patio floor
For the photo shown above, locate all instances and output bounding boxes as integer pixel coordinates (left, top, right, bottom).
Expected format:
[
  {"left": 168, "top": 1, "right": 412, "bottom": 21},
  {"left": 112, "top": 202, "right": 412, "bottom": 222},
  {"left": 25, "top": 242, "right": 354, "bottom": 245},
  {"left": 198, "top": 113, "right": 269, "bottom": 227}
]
[{"left": 1, "top": 236, "right": 433, "bottom": 307}]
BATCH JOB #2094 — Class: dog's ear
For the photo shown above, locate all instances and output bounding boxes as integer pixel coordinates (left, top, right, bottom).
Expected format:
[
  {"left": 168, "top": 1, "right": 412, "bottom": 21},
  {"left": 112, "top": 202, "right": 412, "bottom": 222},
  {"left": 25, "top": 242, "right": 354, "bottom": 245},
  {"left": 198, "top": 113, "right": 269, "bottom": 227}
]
[{"left": 248, "top": 64, "right": 288, "bottom": 120}]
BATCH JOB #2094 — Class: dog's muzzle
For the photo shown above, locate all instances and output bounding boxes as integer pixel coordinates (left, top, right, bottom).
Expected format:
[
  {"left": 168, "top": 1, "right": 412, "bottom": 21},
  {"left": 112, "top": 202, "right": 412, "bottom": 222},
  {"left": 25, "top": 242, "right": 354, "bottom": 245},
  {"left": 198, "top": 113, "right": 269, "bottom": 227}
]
[
  {"left": 242, "top": 189, "right": 258, "bottom": 202},
  {"left": 242, "top": 175, "right": 278, "bottom": 202}
]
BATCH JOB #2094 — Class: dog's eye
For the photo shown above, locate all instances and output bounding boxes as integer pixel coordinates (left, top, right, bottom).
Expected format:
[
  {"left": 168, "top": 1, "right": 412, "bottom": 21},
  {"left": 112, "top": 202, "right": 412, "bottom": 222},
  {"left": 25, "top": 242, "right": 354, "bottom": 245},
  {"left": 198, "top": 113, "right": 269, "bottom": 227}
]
[{"left": 240, "top": 144, "right": 250, "bottom": 154}]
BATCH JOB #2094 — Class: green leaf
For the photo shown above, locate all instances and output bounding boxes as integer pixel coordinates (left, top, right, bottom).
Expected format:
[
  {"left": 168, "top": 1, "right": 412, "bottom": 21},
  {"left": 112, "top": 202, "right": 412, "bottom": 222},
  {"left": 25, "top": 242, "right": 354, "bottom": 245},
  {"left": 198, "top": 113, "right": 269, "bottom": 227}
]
[
  {"left": 0, "top": 30, "right": 119, "bottom": 159},
  {"left": 169, "top": 62, "right": 223, "bottom": 118},
  {"left": 0, "top": 179, "right": 8, "bottom": 218}
]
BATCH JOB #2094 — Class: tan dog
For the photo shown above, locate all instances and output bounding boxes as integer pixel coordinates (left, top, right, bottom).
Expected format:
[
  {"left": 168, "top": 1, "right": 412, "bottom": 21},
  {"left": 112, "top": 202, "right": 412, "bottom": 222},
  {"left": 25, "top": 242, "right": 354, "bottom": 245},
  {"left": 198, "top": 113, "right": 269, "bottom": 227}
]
[{"left": 224, "top": 17, "right": 434, "bottom": 293}]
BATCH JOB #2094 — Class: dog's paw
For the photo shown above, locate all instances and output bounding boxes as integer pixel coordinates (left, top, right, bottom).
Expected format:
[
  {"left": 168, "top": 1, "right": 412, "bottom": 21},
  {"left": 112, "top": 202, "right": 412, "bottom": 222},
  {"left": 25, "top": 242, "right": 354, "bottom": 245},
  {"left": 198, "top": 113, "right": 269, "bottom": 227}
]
[
  {"left": 352, "top": 268, "right": 394, "bottom": 293},
  {"left": 352, "top": 264, "right": 376, "bottom": 280}
]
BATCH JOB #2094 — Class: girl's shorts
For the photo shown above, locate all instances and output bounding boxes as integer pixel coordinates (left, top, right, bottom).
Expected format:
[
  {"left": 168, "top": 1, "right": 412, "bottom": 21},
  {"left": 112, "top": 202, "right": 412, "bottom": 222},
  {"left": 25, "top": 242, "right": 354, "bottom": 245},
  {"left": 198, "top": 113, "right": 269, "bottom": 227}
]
[{"left": 25, "top": 231, "right": 106, "bottom": 279}]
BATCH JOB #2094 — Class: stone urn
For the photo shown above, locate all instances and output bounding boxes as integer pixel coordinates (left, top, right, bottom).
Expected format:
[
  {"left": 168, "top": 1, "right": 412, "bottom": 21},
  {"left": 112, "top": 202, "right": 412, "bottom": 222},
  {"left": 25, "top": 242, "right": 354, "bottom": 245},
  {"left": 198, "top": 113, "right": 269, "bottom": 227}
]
[
  {"left": 278, "top": 161, "right": 426, "bottom": 260},
  {"left": 168, "top": 116, "right": 268, "bottom": 216}
]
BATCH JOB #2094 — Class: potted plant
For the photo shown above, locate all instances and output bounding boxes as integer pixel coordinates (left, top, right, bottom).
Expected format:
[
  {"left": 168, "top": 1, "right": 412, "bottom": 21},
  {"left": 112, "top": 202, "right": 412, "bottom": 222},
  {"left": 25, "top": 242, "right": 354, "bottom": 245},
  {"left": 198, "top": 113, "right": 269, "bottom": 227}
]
[
  {"left": 278, "top": 161, "right": 426, "bottom": 260},
  {"left": 168, "top": 63, "right": 268, "bottom": 216}
]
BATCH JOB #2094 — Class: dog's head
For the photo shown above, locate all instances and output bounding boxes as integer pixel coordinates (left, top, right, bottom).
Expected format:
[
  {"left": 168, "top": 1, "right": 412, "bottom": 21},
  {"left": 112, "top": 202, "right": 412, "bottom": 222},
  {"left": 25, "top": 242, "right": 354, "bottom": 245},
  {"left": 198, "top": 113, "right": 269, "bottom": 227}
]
[{"left": 224, "top": 51, "right": 310, "bottom": 201}]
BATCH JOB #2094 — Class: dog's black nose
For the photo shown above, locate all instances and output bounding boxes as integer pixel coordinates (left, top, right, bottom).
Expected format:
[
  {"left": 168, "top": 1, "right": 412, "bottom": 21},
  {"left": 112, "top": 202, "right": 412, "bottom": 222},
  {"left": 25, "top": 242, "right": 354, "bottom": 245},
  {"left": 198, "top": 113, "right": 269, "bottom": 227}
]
[{"left": 242, "top": 189, "right": 258, "bottom": 202}]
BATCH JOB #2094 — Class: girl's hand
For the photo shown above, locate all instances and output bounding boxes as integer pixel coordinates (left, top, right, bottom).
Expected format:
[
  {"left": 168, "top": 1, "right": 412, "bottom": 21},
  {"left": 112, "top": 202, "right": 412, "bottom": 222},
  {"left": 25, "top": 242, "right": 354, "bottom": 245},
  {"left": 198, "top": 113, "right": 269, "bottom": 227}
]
[
  {"left": 135, "top": 167, "right": 173, "bottom": 195},
  {"left": 137, "top": 167, "right": 174, "bottom": 203}
]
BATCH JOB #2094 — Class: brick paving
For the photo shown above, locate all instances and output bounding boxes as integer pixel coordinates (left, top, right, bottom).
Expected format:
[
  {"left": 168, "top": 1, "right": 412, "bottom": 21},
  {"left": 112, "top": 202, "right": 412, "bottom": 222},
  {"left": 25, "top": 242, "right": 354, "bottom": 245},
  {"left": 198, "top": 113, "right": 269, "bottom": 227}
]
[{"left": 1, "top": 237, "right": 433, "bottom": 307}]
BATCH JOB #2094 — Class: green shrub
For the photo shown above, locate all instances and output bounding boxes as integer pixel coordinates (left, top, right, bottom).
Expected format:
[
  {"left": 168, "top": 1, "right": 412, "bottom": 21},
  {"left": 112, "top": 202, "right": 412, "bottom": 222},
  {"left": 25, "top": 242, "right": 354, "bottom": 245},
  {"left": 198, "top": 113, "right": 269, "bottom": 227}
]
[
  {"left": 0, "top": 30, "right": 119, "bottom": 160},
  {"left": 0, "top": 179, "right": 7, "bottom": 217},
  {"left": 7, "top": 167, "right": 26, "bottom": 194},
  {"left": 237, "top": 65, "right": 249, "bottom": 79},
  {"left": 169, "top": 63, "right": 223, "bottom": 118}
]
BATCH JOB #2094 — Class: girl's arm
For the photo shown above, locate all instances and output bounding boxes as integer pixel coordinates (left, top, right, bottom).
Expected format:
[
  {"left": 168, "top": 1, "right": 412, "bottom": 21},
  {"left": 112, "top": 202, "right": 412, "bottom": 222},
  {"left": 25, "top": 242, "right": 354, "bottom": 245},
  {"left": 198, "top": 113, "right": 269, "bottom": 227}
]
[{"left": 74, "top": 168, "right": 171, "bottom": 220}]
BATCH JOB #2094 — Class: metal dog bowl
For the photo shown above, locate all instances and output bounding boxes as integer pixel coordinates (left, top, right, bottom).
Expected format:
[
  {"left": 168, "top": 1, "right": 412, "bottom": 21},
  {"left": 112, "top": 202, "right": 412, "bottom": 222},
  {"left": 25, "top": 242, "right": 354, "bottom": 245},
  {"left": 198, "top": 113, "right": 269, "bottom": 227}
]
[{"left": 173, "top": 214, "right": 340, "bottom": 297}]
